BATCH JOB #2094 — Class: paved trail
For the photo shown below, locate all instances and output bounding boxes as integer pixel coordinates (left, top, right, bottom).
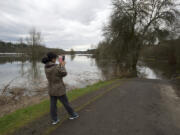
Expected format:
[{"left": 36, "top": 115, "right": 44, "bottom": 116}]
[{"left": 51, "top": 79, "right": 180, "bottom": 135}]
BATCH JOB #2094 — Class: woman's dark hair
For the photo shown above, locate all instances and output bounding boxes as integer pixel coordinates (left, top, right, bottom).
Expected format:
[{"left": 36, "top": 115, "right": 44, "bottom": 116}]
[{"left": 42, "top": 52, "right": 58, "bottom": 64}]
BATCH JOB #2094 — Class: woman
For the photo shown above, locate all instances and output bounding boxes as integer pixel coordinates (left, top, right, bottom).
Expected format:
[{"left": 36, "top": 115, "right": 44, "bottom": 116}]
[{"left": 42, "top": 52, "right": 79, "bottom": 125}]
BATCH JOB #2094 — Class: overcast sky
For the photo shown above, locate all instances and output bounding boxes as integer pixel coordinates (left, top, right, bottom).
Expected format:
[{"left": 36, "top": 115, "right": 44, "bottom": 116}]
[{"left": 0, "top": 0, "right": 112, "bottom": 51}]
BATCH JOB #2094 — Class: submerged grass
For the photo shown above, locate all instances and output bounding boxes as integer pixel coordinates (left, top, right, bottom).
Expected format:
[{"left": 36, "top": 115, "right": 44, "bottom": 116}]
[{"left": 0, "top": 80, "right": 116, "bottom": 135}]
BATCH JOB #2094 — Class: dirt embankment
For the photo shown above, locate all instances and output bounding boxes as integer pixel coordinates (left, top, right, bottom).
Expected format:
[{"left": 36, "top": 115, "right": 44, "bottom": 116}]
[
  {"left": 0, "top": 82, "right": 77, "bottom": 117},
  {"left": 0, "top": 87, "right": 48, "bottom": 117}
]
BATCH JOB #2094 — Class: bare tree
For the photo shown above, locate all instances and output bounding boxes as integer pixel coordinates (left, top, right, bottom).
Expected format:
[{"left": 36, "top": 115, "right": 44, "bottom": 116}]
[
  {"left": 70, "top": 48, "right": 75, "bottom": 55},
  {"left": 26, "top": 28, "right": 42, "bottom": 46},
  {"left": 102, "top": 0, "right": 180, "bottom": 72},
  {"left": 18, "top": 37, "right": 24, "bottom": 45},
  {"left": 26, "top": 28, "right": 43, "bottom": 57}
]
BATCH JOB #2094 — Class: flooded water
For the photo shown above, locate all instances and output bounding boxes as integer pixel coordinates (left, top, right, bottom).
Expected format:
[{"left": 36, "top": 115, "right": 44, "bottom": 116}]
[
  {"left": 137, "top": 61, "right": 162, "bottom": 80},
  {"left": 0, "top": 54, "right": 162, "bottom": 96}
]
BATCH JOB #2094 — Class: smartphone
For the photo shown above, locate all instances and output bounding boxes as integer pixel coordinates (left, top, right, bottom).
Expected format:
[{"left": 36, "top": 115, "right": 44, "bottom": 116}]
[
  {"left": 59, "top": 56, "right": 63, "bottom": 63},
  {"left": 59, "top": 56, "right": 65, "bottom": 63},
  {"left": 62, "top": 56, "right": 65, "bottom": 61}
]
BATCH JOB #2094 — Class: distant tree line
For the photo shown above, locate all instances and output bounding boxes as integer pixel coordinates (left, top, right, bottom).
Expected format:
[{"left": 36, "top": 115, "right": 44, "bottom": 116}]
[
  {"left": 0, "top": 41, "right": 29, "bottom": 53},
  {"left": 0, "top": 28, "right": 65, "bottom": 58},
  {"left": 65, "top": 49, "right": 96, "bottom": 55},
  {"left": 0, "top": 40, "right": 65, "bottom": 57}
]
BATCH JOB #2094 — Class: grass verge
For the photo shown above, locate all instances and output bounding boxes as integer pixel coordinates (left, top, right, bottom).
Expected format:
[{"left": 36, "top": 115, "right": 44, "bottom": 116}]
[{"left": 0, "top": 80, "right": 116, "bottom": 135}]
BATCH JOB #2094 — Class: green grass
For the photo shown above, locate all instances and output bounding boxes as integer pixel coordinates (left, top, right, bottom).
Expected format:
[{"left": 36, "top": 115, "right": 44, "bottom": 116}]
[{"left": 0, "top": 80, "right": 116, "bottom": 135}]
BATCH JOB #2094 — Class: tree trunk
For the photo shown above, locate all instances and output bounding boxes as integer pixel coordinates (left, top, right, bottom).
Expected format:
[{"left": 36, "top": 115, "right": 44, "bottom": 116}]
[{"left": 131, "top": 50, "right": 139, "bottom": 77}]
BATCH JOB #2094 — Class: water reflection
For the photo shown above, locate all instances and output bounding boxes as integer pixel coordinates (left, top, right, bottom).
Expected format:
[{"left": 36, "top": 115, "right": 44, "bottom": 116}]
[
  {"left": 95, "top": 58, "right": 136, "bottom": 79},
  {"left": 95, "top": 59, "right": 116, "bottom": 80},
  {"left": 0, "top": 54, "right": 166, "bottom": 96},
  {"left": 137, "top": 65, "right": 161, "bottom": 79},
  {"left": 0, "top": 57, "right": 27, "bottom": 64},
  {"left": 0, "top": 55, "right": 103, "bottom": 96},
  {"left": 70, "top": 55, "right": 76, "bottom": 61}
]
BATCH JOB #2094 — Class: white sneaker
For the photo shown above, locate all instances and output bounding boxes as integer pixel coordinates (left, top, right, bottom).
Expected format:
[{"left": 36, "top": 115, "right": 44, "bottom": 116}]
[
  {"left": 69, "top": 113, "right": 79, "bottom": 120},
  {"left": 52, "top": 119, "right": 60, "bottom": 125}
]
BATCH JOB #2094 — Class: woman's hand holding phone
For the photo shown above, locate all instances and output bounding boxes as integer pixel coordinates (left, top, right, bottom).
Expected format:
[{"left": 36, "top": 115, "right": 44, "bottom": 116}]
[
  {"left": 61, "top": 61, "right": 66, "bottom": 67},
  {"left": 59, "top": 56, "right": 66, "bottom": 67}
]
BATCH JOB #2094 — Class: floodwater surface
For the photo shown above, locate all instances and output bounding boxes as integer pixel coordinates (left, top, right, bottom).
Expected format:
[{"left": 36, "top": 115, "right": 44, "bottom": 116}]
[{"left": 0, "top": 54, "right": 162, "bottom": 96}]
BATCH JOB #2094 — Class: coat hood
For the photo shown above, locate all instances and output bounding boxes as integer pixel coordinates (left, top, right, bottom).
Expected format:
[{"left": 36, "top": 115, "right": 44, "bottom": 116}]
[{"left": 45, "top": 62, "right": 56, "bottom": 68}]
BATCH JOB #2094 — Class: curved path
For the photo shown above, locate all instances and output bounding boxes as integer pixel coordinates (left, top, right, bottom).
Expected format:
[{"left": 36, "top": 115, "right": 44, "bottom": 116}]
[{"left": 50, "top": 79, "right": 180, "bottom": 135}]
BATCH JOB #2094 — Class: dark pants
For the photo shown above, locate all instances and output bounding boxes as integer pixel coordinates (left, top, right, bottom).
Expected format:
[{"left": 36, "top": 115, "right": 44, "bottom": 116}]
[{"left": 50, "top": 94, "right": 74, "bottom": 121}]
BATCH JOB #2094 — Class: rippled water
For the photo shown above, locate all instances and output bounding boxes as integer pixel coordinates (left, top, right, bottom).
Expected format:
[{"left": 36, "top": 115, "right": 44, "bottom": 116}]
[{"left": 0, "top": 54, "right": 161, "bottom": 96}]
